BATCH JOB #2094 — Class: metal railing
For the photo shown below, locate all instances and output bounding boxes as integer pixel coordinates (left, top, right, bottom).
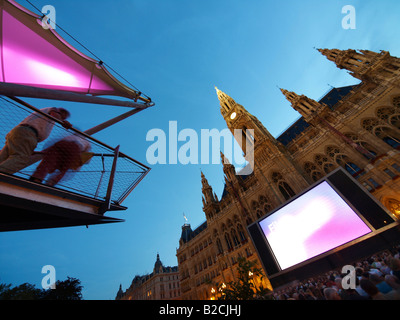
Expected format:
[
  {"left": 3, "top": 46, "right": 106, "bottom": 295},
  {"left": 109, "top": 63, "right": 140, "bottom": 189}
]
[{"left": 0, "top": 96, "right": 150, "bottom": 206}]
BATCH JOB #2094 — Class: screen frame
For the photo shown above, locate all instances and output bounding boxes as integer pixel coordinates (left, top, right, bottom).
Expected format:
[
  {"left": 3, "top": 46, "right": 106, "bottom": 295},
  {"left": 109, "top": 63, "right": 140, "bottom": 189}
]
[
  {"left": 247, "top": 167, "right": 397, "bottom": 277},
  {"left": 256, "top": 179, "right": 373, "bottom": 272}
]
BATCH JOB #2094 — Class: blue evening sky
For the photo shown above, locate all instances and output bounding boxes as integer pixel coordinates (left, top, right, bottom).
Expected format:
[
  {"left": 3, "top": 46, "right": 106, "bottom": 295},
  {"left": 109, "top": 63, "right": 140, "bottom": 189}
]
[{"left": 1, "top": 0, "right": 400, "bottom": 299}]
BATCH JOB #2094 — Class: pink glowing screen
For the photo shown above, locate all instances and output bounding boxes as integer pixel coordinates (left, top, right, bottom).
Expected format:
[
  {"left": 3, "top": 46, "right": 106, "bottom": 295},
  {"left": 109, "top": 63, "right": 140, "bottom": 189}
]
[{"left": 259, "top": 181, "right": 372, "bottom": 270}]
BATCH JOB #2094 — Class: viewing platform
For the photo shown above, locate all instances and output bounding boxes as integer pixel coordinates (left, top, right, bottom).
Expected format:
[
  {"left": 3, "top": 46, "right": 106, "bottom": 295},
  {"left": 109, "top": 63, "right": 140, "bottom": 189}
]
[{"left": 0, "top": 96, "right": 150, "bottom": 232}]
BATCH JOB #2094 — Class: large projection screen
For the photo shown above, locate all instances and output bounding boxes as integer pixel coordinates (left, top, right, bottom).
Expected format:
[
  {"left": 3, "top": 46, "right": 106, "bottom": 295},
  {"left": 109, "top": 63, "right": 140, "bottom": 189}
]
[{"left": 258, "top": 181, "right": 372, "bottom": 271}]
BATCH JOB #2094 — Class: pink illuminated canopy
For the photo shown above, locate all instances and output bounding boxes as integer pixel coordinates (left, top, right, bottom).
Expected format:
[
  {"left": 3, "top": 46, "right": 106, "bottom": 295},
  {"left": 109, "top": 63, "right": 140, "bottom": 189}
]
[{"left": 0, "top": 0, "right": 147, "bottom": 103}]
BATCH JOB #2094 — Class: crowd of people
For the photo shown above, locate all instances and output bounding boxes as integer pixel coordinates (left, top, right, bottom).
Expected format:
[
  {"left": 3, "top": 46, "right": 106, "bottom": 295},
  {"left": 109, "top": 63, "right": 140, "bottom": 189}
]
[{"left": 272, "top": 244, "right": 400, "bottom": 300}]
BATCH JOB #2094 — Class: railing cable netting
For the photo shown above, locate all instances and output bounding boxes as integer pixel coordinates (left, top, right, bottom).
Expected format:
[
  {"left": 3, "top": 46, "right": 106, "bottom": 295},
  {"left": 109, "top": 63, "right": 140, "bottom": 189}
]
[{"left": 0, "top": 96, "right": 149, "bottom": 205}]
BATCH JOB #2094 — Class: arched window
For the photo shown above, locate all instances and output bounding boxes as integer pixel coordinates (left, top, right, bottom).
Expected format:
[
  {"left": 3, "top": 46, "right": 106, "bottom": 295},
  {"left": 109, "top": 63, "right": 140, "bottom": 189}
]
[
  {"left": 344, "top": 162, "right": 362, "bottom": 175},
  {"left": 392, "top": 96, "right": 400, "bottom": 109},
  {"left": 263, "top": 204, "right": 271, "bottom": 215},
  {"left": 344, "top": 133, "right": 378, "bottom": 160},
  {"left": 315, "top": 154, "right": 336, "bottom": 174},
  {"left": 272, "top": 172, "right": 295, "bottom": 200},
  {"left": 237, "top": 224, "right": 247, "bottom": 242},
  {"left": 216, "top": 238, "right": 223, "bottom": 254},
  {"left": 278, "top": 182, "right": 295, "bottom": 200},
  {"left": 251, "top": 195, "right": 271, "bottom": 220},
  {"left": 326, "top": 146, "right": 362, "bottom": 175},
  {"left": 362, "top": 118, "right": 400, "bottom": 148},
  {"left": 231, "top": 229, "right": 240, "bottom": 247},
  {"left": 241, "top": 126, "right": 255, "bottom": 155},
  {"left": 377, "top": 106, "right": 400, "bottom": 130},
  {"left": 304, "top": 161, "right": 323, "bottom": 182},
  {"left": 225, "top": 233, "right": 233, "bottom": 251}
]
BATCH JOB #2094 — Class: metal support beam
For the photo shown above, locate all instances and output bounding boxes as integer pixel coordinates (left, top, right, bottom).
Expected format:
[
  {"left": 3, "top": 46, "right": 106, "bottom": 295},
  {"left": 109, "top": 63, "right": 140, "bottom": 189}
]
[
  {"left": 0, "top": 82, "right": 154, "bottom": 108},
  {"left": 84, "top": 107, "right": 144, "bottom": 135},
  {"left": 99, "top": 145, "right": 120, "bottom": 215}
]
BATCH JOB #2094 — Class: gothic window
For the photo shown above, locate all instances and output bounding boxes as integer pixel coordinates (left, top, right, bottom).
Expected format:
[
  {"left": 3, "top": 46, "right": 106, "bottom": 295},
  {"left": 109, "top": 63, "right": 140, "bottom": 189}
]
[
  {"left": 384, "top": 167, "right": 397, "bottom": 178},
  {"left": 362, "top": 118, "right": 379, "bottom": 132},
  {"left": 304, "top": 161, "right": 323, "bottom": 182},
  {"left": 258, "top": 195, "right": 267, "bottom": 204},
  {"left": 344, "top": 162, "right": 362, "bottom": 175},
  {"left": 314, "top": 154, "right": 336, "bottom": 174},
  {"left": 367, "top": 178, "right": 381, "bottom": 189},
  {"left": 344, "top": 133, "right": 378, "bottom": 160},
  {"left": 251, "top": 195, "right": 271, "bottom": 219},
  {"left": 376, "top": 106, "right": 400, "bottom": 130},
  {"left": 376, "top": 106, "right": 395, "bottom": 122},
  {"left": 241, "top": 126, "right": 255, "bottom": 155},
  {"left": 231, "top": 229, "right": 240, "bottom": 247},
  {"left": 216, "top": 238, "right": 223, "bottom": 254},
  {"left": 361, "top": 181, "right": 373, "bottom": 192},
  {"left": 237, "top": 224, "right": 247, "bottom": 242},
  {"left": 326, "top": 146, "right": 362, "bottom": 175},
  {"left": 271, "top": 172, "right": 295, "bottom": 200},
  {"left": 225, "top": 233, "right": 233, "bottom": 251},
  {"left": 278, "top": 183, "right": 295, "bottom": 200},
  {"left": 263, "top": 204, "right": 271, "bottom": 215},
  {"left": 391, "top": 163, "right": 400, "bottom": 173},
  {"left": 362, "top": 118, "right": 400, "bottom": 148},
  {"left": 392, "top": 96, "right": 400, "bottom": 109}
]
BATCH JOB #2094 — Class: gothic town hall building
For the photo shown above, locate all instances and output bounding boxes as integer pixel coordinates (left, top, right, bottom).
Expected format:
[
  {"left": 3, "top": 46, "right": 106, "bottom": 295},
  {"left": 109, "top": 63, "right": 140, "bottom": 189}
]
[{"left": 176, "top": 48, "right": 400, "bottom": 300}]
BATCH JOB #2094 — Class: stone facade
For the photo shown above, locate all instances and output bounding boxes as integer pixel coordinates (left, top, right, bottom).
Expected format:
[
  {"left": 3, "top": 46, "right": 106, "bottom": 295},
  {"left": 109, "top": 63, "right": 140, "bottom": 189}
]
[{"left": 176, "top": 48, "right": 400, "bottom": 300}]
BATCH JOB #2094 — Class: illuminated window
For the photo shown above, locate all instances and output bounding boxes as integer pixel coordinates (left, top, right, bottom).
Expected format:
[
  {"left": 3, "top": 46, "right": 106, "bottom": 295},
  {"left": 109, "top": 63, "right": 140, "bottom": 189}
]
[
  {"left": 384, "top": 168, "right": 397, "bottom": 178},
  {"left": 392, "top": 163, "right": 400, "bottom": 173},
  {"left": 368, "top": 178, "right": 380, "bottom": 189}
]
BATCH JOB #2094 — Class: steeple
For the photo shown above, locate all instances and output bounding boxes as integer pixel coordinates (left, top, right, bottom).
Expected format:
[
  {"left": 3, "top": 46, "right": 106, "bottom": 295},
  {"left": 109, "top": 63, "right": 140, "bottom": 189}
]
[
  {"left": 115, "top": 284, "right": 124, "bottom": 300},
  {"left": 280, "top": 88, "right": 328, "bottom": 120},
  {"left": 201, "top": 171, "right": 217, "bottom": 206},
  {"left": 215, "top": 86, "right": 238, "bottom": 116},
  {"left": 201, "top": 171, "right": 220, "bottom": 220},
  {"left": 281, "top": 87, "right": 374, "bottom": 158},
  {"left": 154, "top": 253, "right": 163, "bottom": 274},
  {"left": 317, "top": 48, "right": 398, "bottom": 82},
  {"left": 215, "top": 87, "right": 280, "bottom": 159},
  {"left": 221, "top": 151, "right": 237, "bottom": 183}
]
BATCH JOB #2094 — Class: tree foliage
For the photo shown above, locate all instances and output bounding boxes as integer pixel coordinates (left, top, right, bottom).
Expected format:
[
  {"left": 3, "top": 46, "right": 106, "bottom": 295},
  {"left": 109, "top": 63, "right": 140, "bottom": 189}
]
[
  {"left": 0, "top": 277, "right": 83, "bottom": 300},
  {"left": 211, "top": 257, "right": 273, "bottom": 300}
]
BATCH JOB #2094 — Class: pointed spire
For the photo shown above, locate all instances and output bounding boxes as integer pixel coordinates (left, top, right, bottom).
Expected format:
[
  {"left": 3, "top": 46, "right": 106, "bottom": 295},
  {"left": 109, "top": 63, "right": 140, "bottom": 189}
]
[
  {"left": 280, "top": 88, "right": 301, "bottom": 106},
  {"left": 215, "top": 86, "right": 237, "bottom": 114},
  {"left": 201, "top": 170, "right": 211, "bottom": 191},
  {"left": 201, "top": 170, "right": 216, "bottom": 204},
  {"left": 116, "top": 284, "right": 124, "bottom": 300},
  {"left": 220, "top": 151, "right": 237, "bottom": 184},
  {"left": 201, "top": 170, "right": 209, "bottom": 186},
  {"left": 317, "top": 48, "right": 345, "bottom": 64},
  {"left": 280, "top": 88, "right": 323, "bottom": 118},
  {"left": 317, "top": 48, "right": 389, "bottom": 80},
  {"left": 220, "top": 151, "right": 231, "bottom": 165}
]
